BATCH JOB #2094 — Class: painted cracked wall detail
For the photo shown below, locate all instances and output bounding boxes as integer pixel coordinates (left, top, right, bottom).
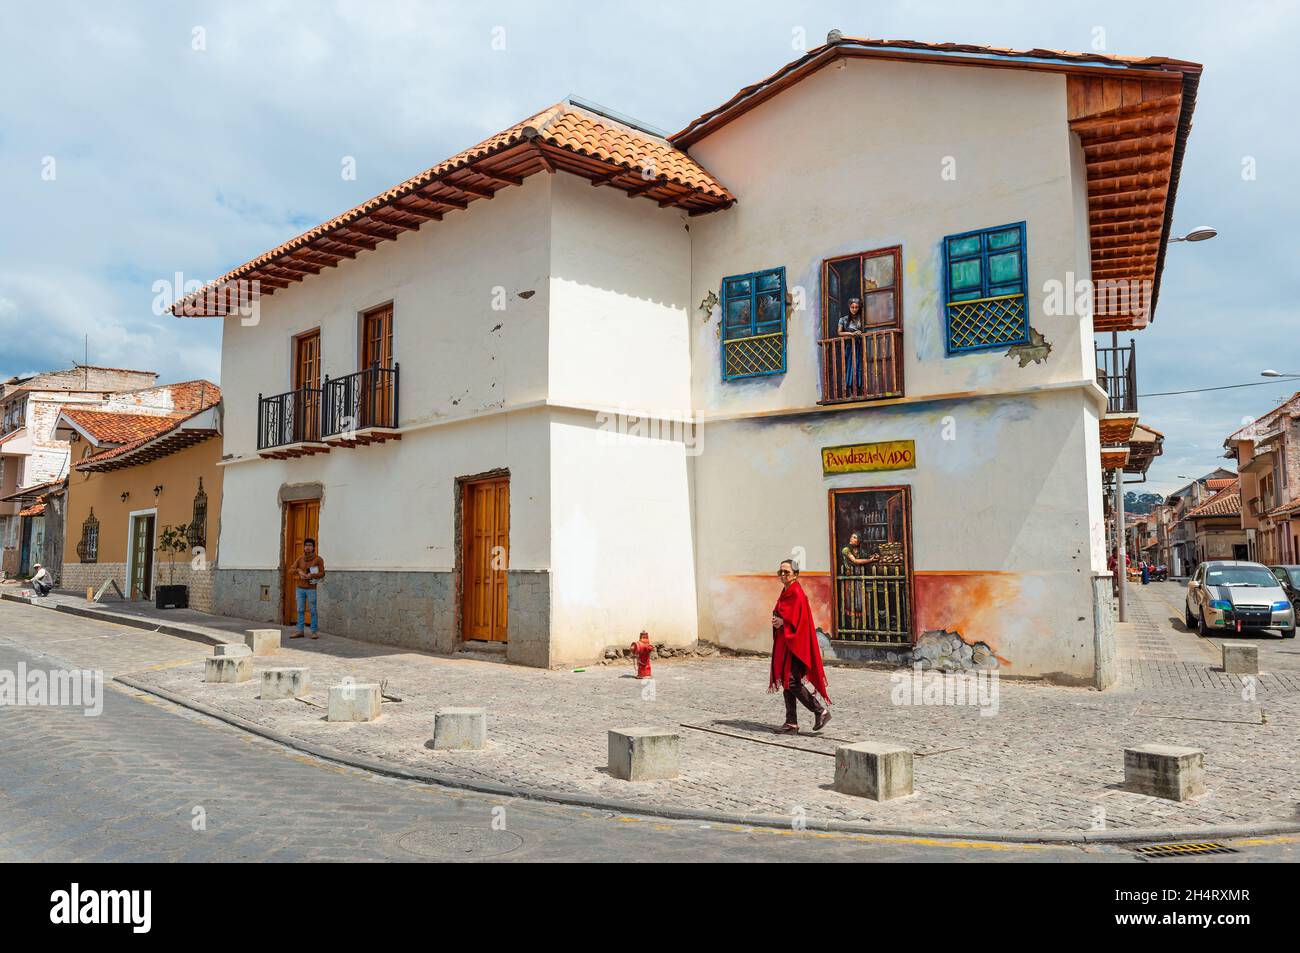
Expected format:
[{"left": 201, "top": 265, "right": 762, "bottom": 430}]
[
  {"left": 1007, "top": 325, "right": 1052, "bottom": 367},
  {"left": 912, "top": 628, "right": 1004, "bottom": 671}
]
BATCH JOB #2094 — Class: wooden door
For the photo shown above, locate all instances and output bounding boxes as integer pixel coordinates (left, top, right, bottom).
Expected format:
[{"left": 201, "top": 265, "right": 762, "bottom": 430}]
[
  {"left": 362, "top": 305, "right": 393, "bottom": 428},
  {"left": 462, "top": 477, "right": 509, "bottom": 642},
  {"left": 294, "top": 330, "right": 322, "bottom": 441},
  {"left": 281, "top": 499, "right": 320, "bottom": 625},
  {"left": 129, "top": 514, "right": 155, "bottom": 600},
  {"left": 828, "top": 486, "right": 913, "bottom": 644}
]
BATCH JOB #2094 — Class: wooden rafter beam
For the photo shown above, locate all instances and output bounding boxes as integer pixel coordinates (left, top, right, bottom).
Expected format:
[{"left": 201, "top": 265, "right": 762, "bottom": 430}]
[
  {"left": 346, "top": 222, "right": 402, "bottom": 241},
  {"left": 320, "top": 234, "right": 376, "bottom": 252},
  {"left": 368, "top": 210, "right": 422, "bottom": 231},
  {"left": 390, "top": 201, "right": 442, "bottom": 221},
  {"left": 414, "top": 187, "right": 470, "bottom": 210},
  {"left": 290, "top": 249, "right": 341, "bottom": 267},
  {"left": 469, "top": 165, "right": 525, "bottom": 186},
  {"left": 446, "top": 177, "right": 496, "bottom": 198}
]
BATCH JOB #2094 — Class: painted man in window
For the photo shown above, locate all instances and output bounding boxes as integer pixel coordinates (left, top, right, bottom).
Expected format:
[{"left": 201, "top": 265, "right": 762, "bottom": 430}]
[{"left": 836, "top": 297, "right": 864, "bottom": 394}]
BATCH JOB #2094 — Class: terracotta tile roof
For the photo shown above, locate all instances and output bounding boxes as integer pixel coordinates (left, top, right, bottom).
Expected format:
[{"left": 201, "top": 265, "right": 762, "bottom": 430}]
[
  {"left": 1186, "top": 480, "right": 1241, "bottom": 519},
  {"left": 1266, "top": 497, "right": 1300, "bottom": 520},
  {"left": 1205, "top": 478, "right": 1238, "bottom": 490},
  {"left": 62, "top": 409, "right": 186, "bottom": 446},
  {"left": 672, "top": 35, "right": 1201, "bottom": 145},
  {"left": 76, "top": 404, "right": 218, "bottom": 470},
  {"left": 172, "top": 103, "right": 732, "bottom": 318},
  {"left": 17, "top": 502, "right": 44, "bottom": 517}
]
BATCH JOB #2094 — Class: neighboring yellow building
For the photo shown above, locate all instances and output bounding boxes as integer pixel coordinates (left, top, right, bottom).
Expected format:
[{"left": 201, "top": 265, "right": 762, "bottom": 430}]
[{"left": 57, "top": 382, "right": 222, "bottom": 609}]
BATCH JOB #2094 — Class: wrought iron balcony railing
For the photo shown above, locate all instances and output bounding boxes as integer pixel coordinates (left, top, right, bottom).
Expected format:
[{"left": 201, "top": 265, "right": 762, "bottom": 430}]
[
  {"left": 1096, "top": 339, "right": 1137, "bottom": 415},
  {"left": 323, "top": 363, "right": 399, "bottom": 438},
  {"left": 257, "top": 387, "right": 324, "bottom": 450},
  {"left": 818, "top": 328, "right": 904, "bottom": 404}
]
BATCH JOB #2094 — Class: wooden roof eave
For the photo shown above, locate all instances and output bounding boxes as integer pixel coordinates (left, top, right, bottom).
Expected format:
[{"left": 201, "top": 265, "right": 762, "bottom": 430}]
[{"left": 173, "top": 134, "right": 730, "bottom": 317}]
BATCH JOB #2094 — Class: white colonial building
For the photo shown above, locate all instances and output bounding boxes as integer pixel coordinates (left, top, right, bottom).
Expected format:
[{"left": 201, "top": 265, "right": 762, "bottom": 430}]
[{"left": 177, "top": 35, "right": 1200, "bottom": 684}]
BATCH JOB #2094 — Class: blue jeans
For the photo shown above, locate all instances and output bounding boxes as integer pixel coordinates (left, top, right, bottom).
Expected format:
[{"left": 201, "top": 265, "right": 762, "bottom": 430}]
[
  {"left": 295, "top": 586, "right": 318, "bottom": 633},
  {"left": 844, "top": 338, "right": 864, "bottom": 394}
]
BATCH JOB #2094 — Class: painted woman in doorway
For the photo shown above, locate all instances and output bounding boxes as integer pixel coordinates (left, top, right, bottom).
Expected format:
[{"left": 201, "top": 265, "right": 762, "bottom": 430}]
[
  {"left": 839, "top": 532, "right": 881, "bottom": 631},
  {"left": 770, "top": 559, "right": 831, "bottom": 735}
]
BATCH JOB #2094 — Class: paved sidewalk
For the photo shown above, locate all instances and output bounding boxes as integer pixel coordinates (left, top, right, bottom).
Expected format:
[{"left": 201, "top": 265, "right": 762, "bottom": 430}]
[{"left": 4, "top": 584, "right": 1300, "bottom": 837}]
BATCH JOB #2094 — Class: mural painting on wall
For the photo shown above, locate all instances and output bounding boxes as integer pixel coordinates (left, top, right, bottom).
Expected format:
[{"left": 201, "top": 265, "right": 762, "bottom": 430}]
[
  {"left": 829, "top": 486, "right": 912, "bottom": 645},
  {"left": 822, "top": 439, "right": 915, "bottom": 475}
]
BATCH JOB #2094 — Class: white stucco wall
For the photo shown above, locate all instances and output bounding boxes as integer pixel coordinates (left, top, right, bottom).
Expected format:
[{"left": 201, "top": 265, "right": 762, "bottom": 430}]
[
  {"left": 548, "top": 172, "right": 692, "bottom": 415},
  {"left": 547, "top": 408, "right": 697, "bottom": 664},
  {"left": 220, "top": 173, "right": 554, "bottom": 463},
  {"left": 216, "top": 174, "right": 556, "bottom": 573},
  {"left": 693, "top": 388, "right": 1099, "bottom": 679},
  {"left": 686, "top": 56, "right": 1093, "bottom": 417}
]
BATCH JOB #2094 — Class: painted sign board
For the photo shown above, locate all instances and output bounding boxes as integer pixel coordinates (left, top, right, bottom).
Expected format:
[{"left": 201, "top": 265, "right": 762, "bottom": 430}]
[{"left": 822, "top": 439, "right": 916, "bottom": 475}]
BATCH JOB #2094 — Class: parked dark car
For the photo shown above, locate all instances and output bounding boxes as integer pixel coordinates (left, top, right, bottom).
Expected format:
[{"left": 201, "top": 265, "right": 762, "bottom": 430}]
[{"left": 1268, "top": 565, "right": 1300, "bottom": 616}]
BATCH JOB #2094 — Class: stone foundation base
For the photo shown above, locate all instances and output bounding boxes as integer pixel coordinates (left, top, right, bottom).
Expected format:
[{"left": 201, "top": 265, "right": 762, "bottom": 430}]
[
  {"left": 212, "top": 568, "right": 552, "bottom": 666},
  {"left": 62, "top": 561, "right": 217, "bottom": 612}
]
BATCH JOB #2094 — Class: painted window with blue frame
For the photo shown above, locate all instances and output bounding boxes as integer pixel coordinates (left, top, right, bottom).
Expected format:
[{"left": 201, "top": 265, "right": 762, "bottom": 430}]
[
  {"left": 720, "top": 267, "right": 786, "bottom": 380},
  {"left": 942, "top": 221, "right": 1029, "bottom": 355}
]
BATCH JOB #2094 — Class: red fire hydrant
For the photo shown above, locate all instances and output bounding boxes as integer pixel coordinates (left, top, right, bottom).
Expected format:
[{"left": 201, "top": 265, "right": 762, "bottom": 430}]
[{"left": 629, "top": 631, "right": 653, "bottom": 679}]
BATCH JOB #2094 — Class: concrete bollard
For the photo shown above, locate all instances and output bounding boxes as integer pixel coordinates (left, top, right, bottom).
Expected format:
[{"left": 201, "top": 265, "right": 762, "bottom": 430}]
[
  {"left": 214, "top": 643, "right": 252, "bottom": 658},
  {"left": 244, "top": 629, "right": 281, "bottom": 656},
  {"left": 204, "top": 656, "right": 252, "bottom": 684},
  {"left": 1222, "top": 643, "right": 1258, "bottom": 675},
  {"left": 833, "top": 741, "right": 914, "bottom": 801},
  {"left": 1124, "top": 744, "right": 1205, "bottom": 801},
  {"left": 327, "top": 682, "right": 381, "bottom": 722},
  {"left": 433, "top": 707, "right": 487, "bottom": 750},
  {"left": 261, "top": 668, "right": 310, "bottom": 700},
  {"left": 607, "top": 728, "right": 679, "bottom": 781}
]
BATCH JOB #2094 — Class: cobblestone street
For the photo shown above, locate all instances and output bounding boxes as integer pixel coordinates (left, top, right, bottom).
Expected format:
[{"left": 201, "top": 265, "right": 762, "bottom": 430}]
[{"left": 4, "top": 583, "right": 1299, "bottom": 840}]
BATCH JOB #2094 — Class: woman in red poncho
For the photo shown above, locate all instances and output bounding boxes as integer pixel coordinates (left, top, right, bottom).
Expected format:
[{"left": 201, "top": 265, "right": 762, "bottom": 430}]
[{"left": 770, "top": 559, "right": 831, "bottom": 734}]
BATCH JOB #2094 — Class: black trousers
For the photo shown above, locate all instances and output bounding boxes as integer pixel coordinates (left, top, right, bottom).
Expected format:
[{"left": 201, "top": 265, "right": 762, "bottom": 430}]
[{"left": 784, "top": 657, "right": 824, "bottom": 725}]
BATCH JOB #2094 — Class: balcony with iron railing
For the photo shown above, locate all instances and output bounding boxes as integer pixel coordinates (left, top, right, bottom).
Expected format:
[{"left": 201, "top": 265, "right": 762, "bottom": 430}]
[
  {"left": 257, "top": 386, "right": 326, "bottom": 457},
  {"left": 1095, "top": 339, "right": 1137, "bottom": 416},
  {"left": 323, "top": 363, "right": 401, "bottom": 447},
  {"left": 257, "top": 363, "right": 401, "bottom": 458},
  {"left": 818, "top": 328, "right": 904, "bottom": 404}
]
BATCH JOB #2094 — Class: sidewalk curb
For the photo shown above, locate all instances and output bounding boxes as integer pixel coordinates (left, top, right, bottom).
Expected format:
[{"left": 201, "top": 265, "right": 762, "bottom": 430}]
[
  {"left": 113, "top": 673, "right": 1300, "bottom": 847},
  {"left": 3, "top": 591, "right": 234, "bottom": 648}
]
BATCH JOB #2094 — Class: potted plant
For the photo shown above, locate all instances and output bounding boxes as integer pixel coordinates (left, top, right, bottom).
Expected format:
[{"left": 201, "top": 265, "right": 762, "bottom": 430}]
[{"left": 155, "top": 523, "right": 191, "bottom": 609}]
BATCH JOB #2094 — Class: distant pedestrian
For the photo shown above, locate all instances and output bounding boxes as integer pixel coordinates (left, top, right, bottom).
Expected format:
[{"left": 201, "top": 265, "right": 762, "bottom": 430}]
[
  {"left": 30, "top": 563, "right": 53, "bottom": 597},
  {"left": 1140, "top": 561, "right": 1150, "bottom": 585},
  {"left": 290, "top": 538, "right": 325, "bottom": 639},
  {"left": 770, "top": 559, "right": 831, "bottom": 734}
]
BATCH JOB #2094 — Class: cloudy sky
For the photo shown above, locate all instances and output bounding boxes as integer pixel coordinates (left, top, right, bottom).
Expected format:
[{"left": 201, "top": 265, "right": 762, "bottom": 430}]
[{"left": 2, "top": 0, "right": 1296, "bottom": 495}]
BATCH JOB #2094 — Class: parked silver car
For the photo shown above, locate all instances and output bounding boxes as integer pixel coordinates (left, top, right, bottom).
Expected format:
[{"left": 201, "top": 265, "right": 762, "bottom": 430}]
[{"left": 1185, "top": 560, "right": 1296, "bottom": 637}]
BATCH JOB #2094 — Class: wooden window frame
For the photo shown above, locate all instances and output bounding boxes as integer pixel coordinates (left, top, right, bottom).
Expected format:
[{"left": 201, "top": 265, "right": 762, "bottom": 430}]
[
  {"left": 821, "top": 246, "right": 903, "bottom": 339},
  {"left": 358, "top": 302, "right": 395, "bottom": 371},
  {"left": 720, "top": 267, "right": 786, "bottom": 381},
  {"left": 942, "top": 221, "right": 1030, "bottom": 355}
]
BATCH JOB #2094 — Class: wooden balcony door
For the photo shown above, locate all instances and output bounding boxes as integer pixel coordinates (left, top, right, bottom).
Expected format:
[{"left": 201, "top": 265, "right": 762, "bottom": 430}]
[
  {"left": 821, "top": 247, "right": 903, "bottom": 402},
  {"left": 294, "top": 329, "right": 322, "bottom": 442},
  {"left": 462, "top": 477, "right": 509, "bottom": 642},
  {"left": 281, "top": 499, "right": 319, "bottom": 625},
  {"left": 361, "top": 304, "right": 393, "bottom": 429}
]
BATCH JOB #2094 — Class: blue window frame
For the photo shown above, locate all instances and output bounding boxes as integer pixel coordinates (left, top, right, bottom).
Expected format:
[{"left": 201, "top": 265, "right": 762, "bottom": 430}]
[
  {"left": 720, "top": 267, "right": 787, "bottom": 380},
  {"left": 942, "top": 222, "right": 1029, "bottom": 355}
]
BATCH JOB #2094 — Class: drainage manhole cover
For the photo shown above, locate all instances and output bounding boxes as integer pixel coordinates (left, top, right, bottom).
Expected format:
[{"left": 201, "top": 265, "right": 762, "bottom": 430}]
[{"left": 397, "top": 827, "right": 523, "bottom": 859}]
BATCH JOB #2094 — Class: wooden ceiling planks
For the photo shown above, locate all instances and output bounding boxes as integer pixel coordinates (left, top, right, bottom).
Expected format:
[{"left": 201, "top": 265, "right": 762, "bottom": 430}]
[{"left": 1068, "top": 73, "right": 1184, "bottom": 333}]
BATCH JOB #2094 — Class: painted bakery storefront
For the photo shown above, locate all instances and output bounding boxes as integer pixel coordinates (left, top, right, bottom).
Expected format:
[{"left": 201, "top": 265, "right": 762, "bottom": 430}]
[{"left": 173, "top": 35, "right": 1197, "bottom": 685}]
